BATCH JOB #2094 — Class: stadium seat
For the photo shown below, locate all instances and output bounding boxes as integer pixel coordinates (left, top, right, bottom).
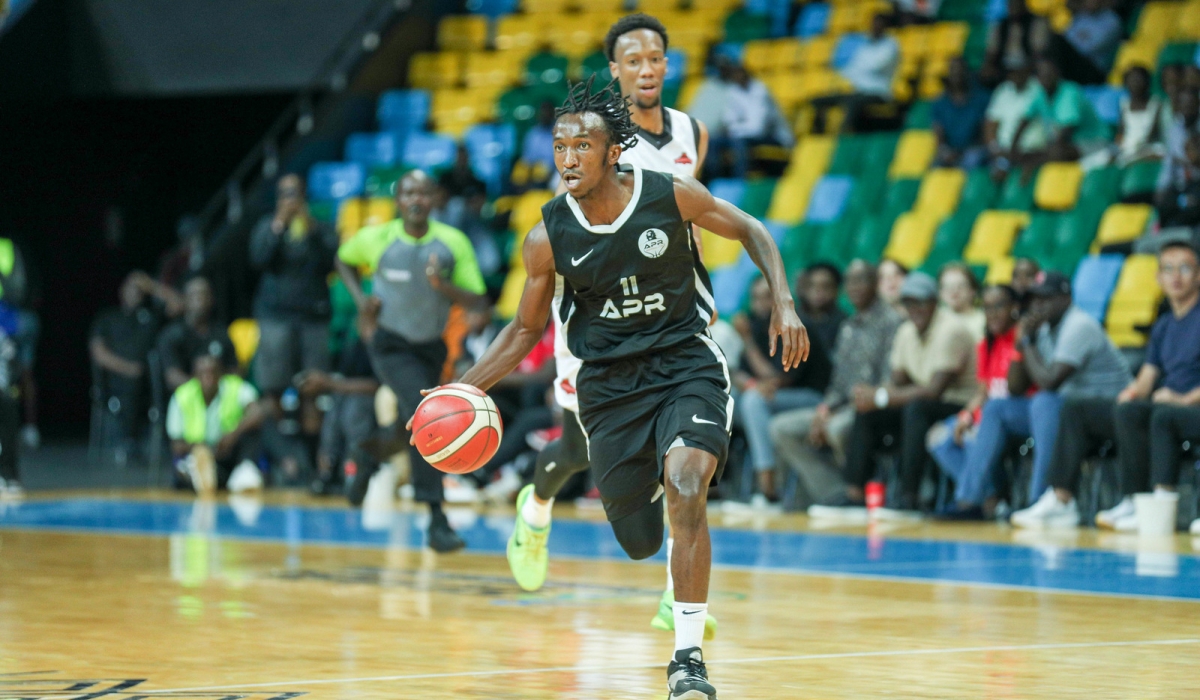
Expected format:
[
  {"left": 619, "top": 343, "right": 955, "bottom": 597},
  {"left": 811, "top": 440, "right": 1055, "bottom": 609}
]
[
  {"left": 795, "top": 2, "right": 831, "bottom": 37},
  {"left": 408, "top": 52, "right": 462, "bottom": 90},
  {"left": 832, "top": 33, "right": 867, "bottom": 69},
  {"left": 1093, "top": 203, "right": 1153, "bottom": 250},
  {"left": 903, "top": 100, "right": 933, "bottom": 129},
  {"left": 664, "top": 48, "right": 688, "bottom": 85},
  {"left": 958, "top": 168, "right": 997, "bottom": 214},
  {"left": 914, "top": 168, "right": 966, "bottom": 219},
  {"left": 525, "top": 52, "right": 570, "bottom": 87},
  {"left": 1078, "top": 165, "right": 1121, "bottom": 208},
  {"left": 1033, "top": 162, "right": 1083, "bottom": 211},
  {"left": 308, "top": 162, "right": 366, "bottom": 200},
  {"left": 743, "top": 40, "right": 777, "bottom": 75},
  {"left": 496, "top": 268, "right": 526, "bottom": 319},
  {"left": 883, "top": 211, "right": 942, "bottom": 269},
  {"left": 963, "top": 210, "right": 1032, "bottom": 264},
  {"left": 1133, "top": 2, "right": 1180, "bottom": 44},
  {"left": 766, "top": 177, "right": 817, "bottom": 224},
  {"left": 1106, "top": 255, "right": 1162, "bottom": 346},
  {"left": 464, "top": 51, "right": 523, "bottom": 89},
  {"left": 473, "top": 0, "right": 520, "bottom": 17},
  {"left": 828, "top": 135, "right": 867, "bottom": 175},
  {"left": 805, "top": 175, "right": 855, "bottom": 223},
  {"left": 1046, "top": 208, "right": 1103, "bottom": 273},
  {"left": 922, "top": 210, "right": 979, "bottom": 271},
  {"left": 1009, "top": 211, "right": 1057, "bottom": 259},
  {"left": 228, "top": 319, "right": 260, "bottom": 369},
  {"left": 377, "top": 90, "right": 431, "bottom": 134},
  {"left": 1082, "top": 85, "right": 1124, "bottom": 125},
  {"left": 401, "top": 132, "right": 457, "bottom": 172},
  {"left": 888, "top": 130, "right": 936, "bottom": 178},
  {"left": 995, "top": 168, "right": 1037, "bottom": 210},
  {"left": 1180, "top": 0, "right": 1200, "bottom": 39},
  {"left": 1109, "top": 40, "right": 1160, "bottom": 86},
  {"left": 798, "top": 35, "right": 838, "bottom": 67},
  {"left": 438, "top": 14, "right": 489, "bottom": 52},
  {"left": 1073, "top": 254, "right": 1126, "bottom": 323},
  {"left": 724, "top": 8, "right": 771, "bottom": 42},
  {"left": 465, "top": 123, "right": 517, "bottom": 196},
  {"left": 712, "top": 256, "right": 760, "bottom": 316},
  {"left": 702, "top": 228, "right": 746, "bottom": 271},
  {"left": 742, "top": 179, "right": 778, "bottom": 220},
  {"left": 364, "top": 166, "right": 408, "bottom": 199},
  {"left": 985, "top": 257, "right": 1015, "bottom": 285},
  {"left": 494, "top": 15, "right": 541, "bottom": 52},
  {"left": 882, "top": 178, "right": 921, "bottom": 218},
  {"left": 780, "top": 222, "right": 821, "bottom": 276},
  {"left": 709, "top": 179, "right": 748, "bottom": 208},
  {"left": 521, "top": 0, "right": 572, "bottom": 13},
  {"left": 510, "top": 190, "right": 554, "bottom": 238},
  {"left": 848, "top": 214, "right": 894, "bottom": 262},
  {"left": 929, "top": 21, "right": 969, "bottom": 57},
  {"left": 336, "top": 198, "right": 364, "bottom": 239},
  {"left": 430, "top": 87, "right": 499, "bottom": 137},
  {"left": 1119, "top": 160, "right": 1163, "bottom": 199},
  {"left": 344, "top": 132, "right": 401, "bottom": 169},
  {"left": 811, "top": 218, "right": 857, "bottom": 268},
  {"left": 364, "top": 197, "right": 396, "bottom": 227}
]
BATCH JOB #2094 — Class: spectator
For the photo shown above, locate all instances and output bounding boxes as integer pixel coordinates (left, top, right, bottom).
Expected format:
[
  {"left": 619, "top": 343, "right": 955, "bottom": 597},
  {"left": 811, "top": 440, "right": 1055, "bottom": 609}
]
[
  {"left": 769, "top": 261, "right": 903, "bottom": 507},
  {"left": 335, "top": 170, "right": 489, "bottom": 553},
  {"left": 878, "top": 258, "right": 909, "bottom": 316},
  {"left": 826, "top": 13, "right": 900, "bottom": 133},
  {"left": 1088, "top": 241, "right": 1200, "bottom": 532},
  {"left": 89, "top": 272, "right": 183, "bottom": 463},
  {"left": 893, "top": 0, "right": 941, "bottom": 25},
  {"left": 1007, "top": 272, "right": 1132, "bottom": 528},
  {"left": 1011, "top": 256, "right": 1040, "bottom": 298},
  {"left": 1115, "top": 66, "right": 1165, "bottom": 165},
  {"left": 932, "top": 58, "right": 992, "bottom": 169},
  {"left": 797, "top": 263, "right": 848, "bottom": 353},
  {"left": 0, "top": 324, "right": 23, "bottom": 498},
  {"left": 1155, "top": 91, "right": 1200, "bottom": 211},
  {"left": 983, "top": 58, "right": 1046, "bottom": 176},
  {"left": 439, "top": 144, "right": 487, "bottom": 201},
  {"left": 0, "top": 235, "right": 41, "bottom": 449},
  {"left": 1049, "top": 0, "right": 1122, "bottom": 86},
  {"left": 1184, "top": 65, "right": 1200, "bottom": 94},
  {"left": 248, "top": 173, "right": 338, "bottom": 404},
  {"left": 939, "top": 262, "right": 985, "bottom": 340},
  {"left": 710, "top": 62, "right": 793, "bottom": 178},
  {"left": 980, "top": 0, "right": 1049, "bottom": 88},
  {"left": 1156, "top": 133, "right": 1200, "bottom": 229},
  {"left": 515, "top": 101, "right": 557, "bottom": 190},
  {"left": 683, "top": 56, "right": 731, "bottom": 136},
  {"left": 166, "top": 354, "right": 264, "bottom": 495},
  {"left": 1010, "top": 58, "right": 1112, "bottom": 177},
  {"left": 843, "top": 272, "right": 977, "bottom": 509},
  {"left": 156, "top": 277, "right": 236, "bottom": 393},
  {"left": 927, "top": 284, "right": 1024, "bottom": 518},
  {"left": 734, "top": 277, "right": 833, "bottom": 506},
  {"left": 299, "top": 340, "right": 379, "bottom": 497}
]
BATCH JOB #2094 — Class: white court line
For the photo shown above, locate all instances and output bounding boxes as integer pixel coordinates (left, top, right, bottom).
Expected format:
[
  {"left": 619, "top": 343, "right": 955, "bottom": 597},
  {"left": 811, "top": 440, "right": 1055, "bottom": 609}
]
[{"left": 141, "top": 638, "right": 1199, "bottom": 693}]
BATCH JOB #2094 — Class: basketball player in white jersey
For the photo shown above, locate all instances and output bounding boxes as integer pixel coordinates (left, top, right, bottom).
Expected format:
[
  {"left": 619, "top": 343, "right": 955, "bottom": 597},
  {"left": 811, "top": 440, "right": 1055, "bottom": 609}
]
[{"left": 506, "top": 13, "right": 719, "bottom": 639}]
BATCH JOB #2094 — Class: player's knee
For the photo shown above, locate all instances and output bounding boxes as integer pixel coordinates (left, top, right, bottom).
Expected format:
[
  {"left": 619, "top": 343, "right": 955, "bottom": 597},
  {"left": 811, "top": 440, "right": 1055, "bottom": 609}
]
[
  {"left": 665, "top": 454, "right": 713, "bottom": 500},
  {"left": 615, "top": 526, "right": 663, "bottom": 560}
]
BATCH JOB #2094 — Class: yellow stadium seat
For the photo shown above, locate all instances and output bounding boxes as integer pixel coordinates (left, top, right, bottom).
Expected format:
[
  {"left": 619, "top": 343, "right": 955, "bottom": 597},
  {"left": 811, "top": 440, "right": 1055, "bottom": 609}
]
[
  {"left": 782, "top": 135, "right": 837, "bottom": 181},
  {"left": 672, "top": 10, "right": 724, "bottom": 43},
  {"left": 547, "top": 14, "right": 618, "bottom": 59},
  {"left": 496, "top": 268, "right": 527, "bottom": 319},
  {"left": 495, "top": 16, "right": 542, "bottom": 52},
  {"left": 773, "top": 38, "right": 804, "bottom": 71},
  {"left": 700, "top": 229, "right": 743, "bottom": 270},
  {"left": 522, "top": 0, "right": 573, "bottom": 12},
  {"left": 918, "top": 73, "right": 945, "bottom": 100},
  {"left": 228, "top": 319, "right": 261, "bottom": 368},
  {"left": 336, "top": 198, "right": 364, "bottom": 239},
  {"left": 511, "top": 190, "right": 555, "bottom": 240},
  {"left": 766, "top": 74, "right": 806, "bottom": 112},
  {"left": 888, "top": 130, "right": 937, "bottom": 178},
  {"left": 799, "top": 35, "right": 838, "bottom": 68},
  {"left": 893, "top": 26, "right": 930, "bottom": 62},
  {"left": 1106, "top": 255, "right": 1161, "bottom": 345},
  {"left": 408, "top": 52, "right": 462, "bottom": 90},
  {"left": 986, "top": 257, "right": 1016, "bottom": 285},
  {"left": 1109, "top": 40, "right": 1160, "bottom": 85},
  {"left": 1092, "top": 203, "right": 1153, "bottom": 250},
  {"left": 1180, "top": 0, "right": 1200, "bottom": 39},
  {"left": 1033, "top": 162, "right": 1084, "bottom": 211},
  {"left": 963, "top": 211, "right": 1032, "bottom": 265},
  {"left": 1134, "top": 2, "right": 1180, "bottom": 44},
  {"left": 639, "top": 0, "right": 684, "bottom": 13},
  {"left": 743, "top": 40, "right": 778, "bottom": 75},
  {"left": 431, "top": 87, "right": 499, "bottom": 137},
  {"left": 928, "top": 22, "right": 969, "bottom": 58},
  {"left": 364, "top": 197, "right": 396, "bottom": 227},
  {"left": 914, "top": 168, "right": 966, "bottom": 219},
  {"left": 766, "top": 176, "right": 818, "bottom": 224},
  {"left": 828, "top": 5, "right": 860, "bottom": 34},
  {"left": 1026, "top": 0, "right": 1066, "bottom": 16},
  {"left": 463, "top": 51, "right": 523, "bottom": 89},
  {"left": 437, "top": 15, "right": 489, "bottom": 52},
  {"left": 801, "top": 68, "right": 853, "bottom": 101},
  {"left": 883, "top": 211, "right": 943, "bottom": 269}
]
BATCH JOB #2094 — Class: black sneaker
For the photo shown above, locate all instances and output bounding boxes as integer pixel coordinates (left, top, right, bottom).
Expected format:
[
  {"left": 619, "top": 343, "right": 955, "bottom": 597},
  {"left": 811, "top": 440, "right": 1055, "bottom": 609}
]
[
  {"left": 427, "top": 509, "right": 466, "bottom": 553},
  {"left": 666, "top": 647, "right": 717, "bottom": 699}
]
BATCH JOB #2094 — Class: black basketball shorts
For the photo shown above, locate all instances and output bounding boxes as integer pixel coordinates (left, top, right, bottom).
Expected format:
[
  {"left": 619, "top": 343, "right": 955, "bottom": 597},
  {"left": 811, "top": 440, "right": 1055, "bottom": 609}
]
[{"left": 575, "top": 334, "right": 733, "bottom": 521}]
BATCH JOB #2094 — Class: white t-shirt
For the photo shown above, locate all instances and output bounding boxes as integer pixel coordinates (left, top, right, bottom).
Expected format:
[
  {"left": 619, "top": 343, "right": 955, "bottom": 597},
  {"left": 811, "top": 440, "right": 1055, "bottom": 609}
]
[
  {"left": 986, "top": 79, "right": 1045, "bottom": 151},
  {"left": 839, "top": 36, "right": 900, "bottom": 97},
  {"left": 722, "top": 79, "right": 773, "bottom": 139}
]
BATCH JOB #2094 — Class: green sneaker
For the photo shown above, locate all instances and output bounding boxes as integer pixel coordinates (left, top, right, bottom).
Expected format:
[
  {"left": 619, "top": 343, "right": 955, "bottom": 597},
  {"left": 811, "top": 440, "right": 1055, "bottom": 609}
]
[
  {"left": 507, "top": 484, "right": 551, "bottom": 592},
  {"left": 650, "top": 589, "right": 718, "bottom": 640}
]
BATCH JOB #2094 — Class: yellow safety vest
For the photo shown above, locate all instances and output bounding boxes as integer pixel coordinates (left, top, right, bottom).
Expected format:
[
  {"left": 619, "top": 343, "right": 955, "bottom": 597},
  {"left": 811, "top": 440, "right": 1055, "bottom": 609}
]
[{"left": 174, "top": 375, "right": 245, "bottom": 444}]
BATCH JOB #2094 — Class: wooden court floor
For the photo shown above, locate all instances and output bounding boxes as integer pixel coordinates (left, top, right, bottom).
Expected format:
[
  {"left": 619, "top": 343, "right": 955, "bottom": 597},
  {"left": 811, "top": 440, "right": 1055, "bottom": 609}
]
[{"left": 2, "top": 496, "right": 1199, "bottom": 698}]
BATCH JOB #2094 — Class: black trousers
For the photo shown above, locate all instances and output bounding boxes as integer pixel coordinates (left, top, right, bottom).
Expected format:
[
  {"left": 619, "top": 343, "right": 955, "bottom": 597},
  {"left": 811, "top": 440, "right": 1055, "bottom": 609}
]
[
  {"left": 844, "top": 400, "right": 962, "bottom": 501},
  {"left": 1048, "top": 396, "right": 1114, "bottom": 495},
  {"left": 1114, "top": 400, "right": 1200, "bottom": 491},
  {"left": 0, "top": 392, "right": 19, "bottom": 482},
  {"left": 367, "top": 328, "right": 447, "bottom": 504}
]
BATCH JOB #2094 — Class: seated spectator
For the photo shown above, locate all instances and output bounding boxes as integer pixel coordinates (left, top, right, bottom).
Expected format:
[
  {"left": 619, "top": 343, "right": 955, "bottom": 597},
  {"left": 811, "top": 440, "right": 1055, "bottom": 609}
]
[
  {"left": 248, "top": 174, "right": 338, "bottom": 406},
  {"left": 1049, "top": 0, "right": 1122, "bottom": 86},
  {"left": 878, "top": 258, "right": 909, "bottom": 316},
  {"left": 932, "top": 58, "right": 992, "bottom": 169},
  {"left": 939, "top": 262, "right": 986, "bottom": 340},
  {"left": 1155, "top": 91, "right": 1200, "bottom": 210},
  {"left": 1185, "top": 65, "right": 1200, "bottom": 95},
  {"left": 735, "top": 277, "right": 834, "bottom": 505},
  {"left": 0, "top": 324, "right": 23, "bottom": 498},
  {"left": 1006, "top": 273, "right": 1132, "bottom": 527},
  {"left": 1085, "top": 241, "right": 1200, "bottom": 532},
  {"left": 89, "top": 272, "right": 183, "bottom": 463},
  {"left": 167, "top": 354, "right": 265, "bottom": 495},
  {"left": 513, "top": 101, "right": 556, "bottom": 191},
  {"left": 1115, "top": 66, "right": 1165, "bottom": 164},
  {"left": 984, "top": 58, "right": 1046, "bottom": 178},
  {"left": 1156, "top": 133, "right": 1200, "bottom": 229},
  {"left": 893, "top": 0, "right": 940, "bottom": 25},
  {"left": 1009, "top": 58, "right": 1111, "bottom": 178},
  {"left": 439, "top": 144, "right": 487, "bottom": 201},
  {"left": 709, "top": 62, "right": 793, "bottom": 178},
  {"left": 797, "top": 263, "right": 848, "bottom": 353},
  {"left": 156, "top": 277, "right": 236, "bottom": 393},
  {"left": 0, "top": 234, "right": 42, "bottom": 449},
  {"left": 683, "top": 56, "right": 731, "bottom": 137},
  {"left": 1011, "top": 256, "right": 1041, "bottom": 307},
  {"left": 820, "top": 13, "right": 900, "bottom": 133},
  {"left": 299, "top": 338, "right": 379, "bottom": 497},
  {"left": 769, "top": 261, "right": 903, "bottom": 507},
  {"left": 927, "top": 284, "right": 1024, "bottom": 518},
  {"left": 843, "top": 272, "right": 977, "bottom": 509},
  {"left": 980, "top": 0, "right": 1049, "bottom": 88}
]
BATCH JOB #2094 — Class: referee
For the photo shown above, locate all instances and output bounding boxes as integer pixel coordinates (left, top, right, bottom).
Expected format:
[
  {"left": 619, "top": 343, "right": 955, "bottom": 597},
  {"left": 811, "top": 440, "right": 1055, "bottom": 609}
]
[{"left": 335, "top": 170, "right": 488, "bottom": 552}]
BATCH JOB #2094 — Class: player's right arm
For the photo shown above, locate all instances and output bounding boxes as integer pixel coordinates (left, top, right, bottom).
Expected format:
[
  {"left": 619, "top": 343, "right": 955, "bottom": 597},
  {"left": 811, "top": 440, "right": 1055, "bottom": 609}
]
[{"left": 456, "top": 223, "right": 557, "bottom": 392}]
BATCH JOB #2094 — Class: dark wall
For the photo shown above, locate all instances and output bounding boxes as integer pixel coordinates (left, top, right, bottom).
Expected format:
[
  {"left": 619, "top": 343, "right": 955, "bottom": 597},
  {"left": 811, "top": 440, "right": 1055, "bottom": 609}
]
[{"left": 0, "top": 94, "right": 290, "bottom": 432}]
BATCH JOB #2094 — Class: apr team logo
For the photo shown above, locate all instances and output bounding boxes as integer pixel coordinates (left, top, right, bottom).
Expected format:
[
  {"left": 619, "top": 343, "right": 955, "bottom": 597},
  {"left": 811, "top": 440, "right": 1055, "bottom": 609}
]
[{"left": 639, "top": 228, "right": 668, "bottom": 258}]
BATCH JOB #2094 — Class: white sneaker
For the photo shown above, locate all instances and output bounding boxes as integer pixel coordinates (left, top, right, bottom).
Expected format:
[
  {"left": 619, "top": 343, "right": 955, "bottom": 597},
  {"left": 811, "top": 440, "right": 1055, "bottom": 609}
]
[
  {"left": 1112, "top": 512, "right": 1139, "bottom": 532},
  {"left": 227, "top": 460, "right": 263, "bottom": 493},
  {"left": 1010, "top": 488, "right": 1079, "bottom": 529},
  {"left": 0, "top": 478, "right": 23, "bottom": 500},
  {"left": 1096, "top": 496, "right": 1135, "bottom": 529},
  {"left": 482, "top": 467, "right": 521, "bottom": 504},
  {"left": 1190, "top": 518, "right": 1200, "bottom": 535},
  {"left": 443, "top": 475, "right": 480, "bottom": 504}
]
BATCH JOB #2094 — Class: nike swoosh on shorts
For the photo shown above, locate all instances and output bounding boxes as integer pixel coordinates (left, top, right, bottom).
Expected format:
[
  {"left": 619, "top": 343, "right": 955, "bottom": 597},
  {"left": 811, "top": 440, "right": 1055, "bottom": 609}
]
[{"left": 691, "top": 415, "right": 719, "bottom": 426}]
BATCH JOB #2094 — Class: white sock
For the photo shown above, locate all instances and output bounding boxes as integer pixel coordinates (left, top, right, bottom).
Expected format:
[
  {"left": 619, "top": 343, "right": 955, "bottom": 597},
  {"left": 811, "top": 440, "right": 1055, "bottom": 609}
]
[
  {"left": 673, "top": 601, "right": 708, "bottom": 653},
  {"left": 521, "top": 494, "right": 553, "bottom": 529},
  {"left": 665, "top": 537, "right": 674, "bottom": 591}
]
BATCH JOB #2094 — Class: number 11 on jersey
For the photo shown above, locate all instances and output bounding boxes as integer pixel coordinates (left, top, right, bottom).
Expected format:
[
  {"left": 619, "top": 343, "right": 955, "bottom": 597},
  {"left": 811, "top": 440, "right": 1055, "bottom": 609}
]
[{"left": 619, "top": 276, "right": 640, "bottom": 295}]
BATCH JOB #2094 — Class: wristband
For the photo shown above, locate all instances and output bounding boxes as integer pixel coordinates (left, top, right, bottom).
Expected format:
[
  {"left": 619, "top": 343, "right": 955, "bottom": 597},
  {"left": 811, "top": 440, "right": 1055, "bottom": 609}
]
[{"left": 874, "top": 387, "right": 889, "bottom": 409}]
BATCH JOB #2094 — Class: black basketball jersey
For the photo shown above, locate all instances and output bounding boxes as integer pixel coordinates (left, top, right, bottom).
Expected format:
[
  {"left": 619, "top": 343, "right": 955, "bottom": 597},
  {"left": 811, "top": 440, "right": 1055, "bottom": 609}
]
[{"left": 542, "top": 165, "right": 716, "bottom": 363}]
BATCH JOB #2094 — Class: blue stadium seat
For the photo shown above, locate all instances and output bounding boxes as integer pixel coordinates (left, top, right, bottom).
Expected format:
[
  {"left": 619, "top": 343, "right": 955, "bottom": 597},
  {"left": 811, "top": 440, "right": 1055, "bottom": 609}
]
[
  {"left": 1082, "top": 86, "right": 1123, "bottom": 126},
  {"left": 709, "top": 178, "right": 748, "bottom": 207},
  {"left": 467, "top": 0, "right": 519, "bottom": 18},
  {"left": 743, "top": 0, "right": 774, "bottom": 15},
  {"left": 805, "top": 175, "right": 854, "bottom": 223},
  {"left": 465, "top": 123, "right": 517, "bottom": 196},
  {"left": 711, "top": 254, "right": 759, "bottom": 316},
  {"left": 1072, "top": 254, "right": 1125, "bottom": 323},
  {"left": 710, "top": 43, "right": 746, "bottom": 65},
  {"left": 377, "top": 90, "right": 431, "bottom": 135},
  {"left": 665, "top": 49, "right": 687, "bottom": 86},
  {"left": 984, "top": 0, "right": 1008, "bottom": 22},
  {"left": 794, "top": 2, "right": 830, "bottom": 37},
  {"left": 308, "top": 162, "right": 366, "bottom": 200},
  {"left": 345, "top": 132, "right": 401, "bottom": 169},
  {"left": 401, "top": 132, "right": 458, "bottom": 172},
  {"left": 764, "top": 220, "right": 788, "bottom": 244},
  {"left": 833, "top": 34, "right": 867, "bottom": 69}
]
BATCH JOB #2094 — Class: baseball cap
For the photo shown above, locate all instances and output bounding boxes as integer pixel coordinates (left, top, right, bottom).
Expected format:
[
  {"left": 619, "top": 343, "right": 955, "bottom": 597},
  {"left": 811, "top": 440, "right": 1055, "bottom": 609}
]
[
  {"left": 898, "top": 271, "right": 939, "bottom": 301},
  {"left": 1028, "top": 270, "right": 1072, "bottom": 297}
]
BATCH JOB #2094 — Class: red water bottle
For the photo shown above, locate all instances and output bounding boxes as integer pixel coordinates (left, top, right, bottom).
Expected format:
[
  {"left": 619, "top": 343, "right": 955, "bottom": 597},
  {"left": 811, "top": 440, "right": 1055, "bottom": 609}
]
[{"left": 865, "top": 481, "right": 885, "bottom": 512}]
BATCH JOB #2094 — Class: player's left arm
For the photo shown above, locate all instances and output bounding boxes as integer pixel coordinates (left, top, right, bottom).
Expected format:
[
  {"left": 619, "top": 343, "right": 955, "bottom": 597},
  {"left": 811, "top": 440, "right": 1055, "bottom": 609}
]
[
  {"left": 693, "top": 120, "right": 710, "bottom": 176},
  {"left": 673, "top": 175, "right": 809, "bottom": 369}
]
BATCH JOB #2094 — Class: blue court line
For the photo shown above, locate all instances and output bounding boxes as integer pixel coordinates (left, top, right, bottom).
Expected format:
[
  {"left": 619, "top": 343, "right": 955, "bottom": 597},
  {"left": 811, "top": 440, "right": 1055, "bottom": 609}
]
[{"left": 2, "top": 498, "right": 1199, "bottom": 601}]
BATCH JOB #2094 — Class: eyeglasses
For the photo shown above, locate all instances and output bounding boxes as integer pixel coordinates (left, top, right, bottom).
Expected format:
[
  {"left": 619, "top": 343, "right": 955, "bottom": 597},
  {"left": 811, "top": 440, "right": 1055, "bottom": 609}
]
[{"left": 1160, "top": 264, "right": 1197, "bottom": 277}]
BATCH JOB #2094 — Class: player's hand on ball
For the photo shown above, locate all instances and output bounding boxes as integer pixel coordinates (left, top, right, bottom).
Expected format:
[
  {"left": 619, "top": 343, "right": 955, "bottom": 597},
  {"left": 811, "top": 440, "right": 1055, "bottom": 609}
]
[
  {"left": 769, "top": 302, "right": 809, "bottom": 370},
  {"left": 405, "top": 386, "right": 441, "bottom": 437}
]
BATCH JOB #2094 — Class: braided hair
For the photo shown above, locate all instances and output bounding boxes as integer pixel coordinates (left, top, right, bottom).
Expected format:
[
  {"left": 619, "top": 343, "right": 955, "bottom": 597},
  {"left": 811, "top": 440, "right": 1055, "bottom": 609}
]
[{"left": 555, "top": 75, "right": 639, "bottom": 152}]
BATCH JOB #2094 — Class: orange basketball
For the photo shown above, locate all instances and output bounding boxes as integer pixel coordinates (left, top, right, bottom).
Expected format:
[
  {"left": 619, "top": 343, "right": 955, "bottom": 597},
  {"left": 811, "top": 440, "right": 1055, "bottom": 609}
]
[{"left": 411, "top": 383, "right": 503, "bottom": 474}]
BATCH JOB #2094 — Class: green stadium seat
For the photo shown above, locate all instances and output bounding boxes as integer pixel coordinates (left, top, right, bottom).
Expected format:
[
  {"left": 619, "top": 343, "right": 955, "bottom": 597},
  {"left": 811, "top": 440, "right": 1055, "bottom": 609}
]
[
  {"left": 958, "top": 168, "right": 997, "bottom": 215},
  {"left": 1119, "top": 160, "right": 1163, "bottom": 200},
  {"left": 995, "top": 168, "right": 1037, "bottom": 210},
  {"left": 904, "top": 101, "right": 933, "bottom": 129},
  {"left": 827, "top": 135, "right": 869, "bottom": 175},
  {"left": 741, "top": 178, "right": 778, "bottom": 220},
  {"left": 1046, "top": 209, "right": 1102, "bottom": 274},
  {"left": 921, "top": 211, "right": 979, "bottom": 272},
  {"left": 579, "top": 51, "right": 612, "bottom": 83},
  {"left": 1010, "top": 211, "right": 1058, "bottom": 259},
  {"left": 724, "top": 9, "right": 771, "bottom": 43},
  {"left": 525, "top": 52, "right": 570, "bottom": 87},
  {"left": 811, "top": 218, "right": 856, "bottom": 268},
  {"left": 866, "top": 131, "right": 901, "bottom": 166},
  {"left": 851, "top": 214, "right": 897, "bottom": 263},
  {"left": 882, "top": 178, "right": 921, "bottom": 218},
  {"left": 309, "top": 200, "right": 337, "bottom": 223},
  {"left": 1158, "top": 42, "right": 1199, "bottom": 68},
  {"left": 1078, "top": 165, "right": 1122, "bottom": 208},
  {"left": 781, "top": 222, "right": 822, "bottom": 278},
  {"left": 364, "top": 166, "right": 409, "bottom": 198}
]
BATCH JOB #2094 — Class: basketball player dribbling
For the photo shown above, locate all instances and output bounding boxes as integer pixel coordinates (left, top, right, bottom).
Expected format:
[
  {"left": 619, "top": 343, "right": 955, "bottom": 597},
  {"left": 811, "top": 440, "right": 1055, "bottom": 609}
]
[{"left": 411, "top": 77, "right": 808, "bottom": 699}]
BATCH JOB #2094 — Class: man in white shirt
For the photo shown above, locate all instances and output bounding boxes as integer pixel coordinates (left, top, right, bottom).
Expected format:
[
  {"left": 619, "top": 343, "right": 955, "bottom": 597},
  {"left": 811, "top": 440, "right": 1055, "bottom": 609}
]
[
  {"left": 816, "top": 12, "right": 900, "bottom": 133},
  {"left": 709, "top": 62, "right": 791, "bottom": 177}
]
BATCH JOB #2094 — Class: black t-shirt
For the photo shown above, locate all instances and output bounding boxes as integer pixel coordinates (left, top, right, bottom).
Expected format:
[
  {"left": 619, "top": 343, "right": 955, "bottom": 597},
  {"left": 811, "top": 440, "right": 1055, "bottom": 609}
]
[
  {"left": 157, "top": 320, "right": 237, "bottom": 374},
  {"left": 744, "top": 314, "right": 833, "bottom": 393},
  {"left": 336, "top": 339, "right": 374, "bottom": 378},
  {"left": 91, "top": 305, "right": 163, "bottom": 364}
]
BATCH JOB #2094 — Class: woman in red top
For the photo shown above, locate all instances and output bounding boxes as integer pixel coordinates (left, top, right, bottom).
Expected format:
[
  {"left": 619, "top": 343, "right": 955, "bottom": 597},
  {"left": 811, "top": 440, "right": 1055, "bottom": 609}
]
[{"left": 928, "top": 285, "right": 1024, "bottom": 519}]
